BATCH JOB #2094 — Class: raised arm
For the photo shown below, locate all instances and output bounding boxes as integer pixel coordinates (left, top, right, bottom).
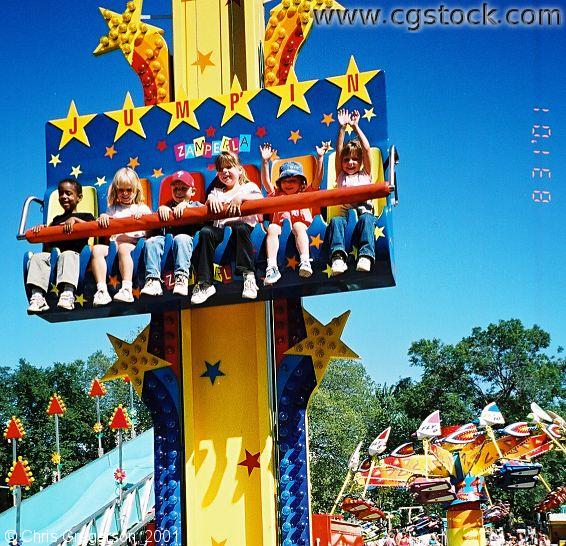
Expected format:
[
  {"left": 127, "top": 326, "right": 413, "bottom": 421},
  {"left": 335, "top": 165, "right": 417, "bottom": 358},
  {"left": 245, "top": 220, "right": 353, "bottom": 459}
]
[
  {"left": 350, "top": 110, "right": 372, "bottom": 175},
  {"left": 312, "top": 141, "right": 331, "bottom": 190},
  {"left": 335, "top": 109, "right": 349, "bottom": 175},
  {"left": 259, "top": 143, "right": 276, "bottom": 194}
]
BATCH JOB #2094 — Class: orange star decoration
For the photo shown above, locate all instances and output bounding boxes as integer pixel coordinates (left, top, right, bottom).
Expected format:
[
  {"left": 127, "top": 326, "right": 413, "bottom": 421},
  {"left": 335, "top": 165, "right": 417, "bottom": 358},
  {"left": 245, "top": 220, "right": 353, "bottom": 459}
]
[
  {"left": 158, "top": 86, "right": 203, "bottom": 133},
  {"left": 192, "top": 50, "right": 215, "bottom": 73},
  {"left": 309, "top": 234, "right": 324, "bottom": 249},
  {"left": 213, "top": 76, "right": 259, "bottom": 126},
  {"left": 267, "top": 66, "right": 317, "bottom": 117},
  {"left": 105, "top": 92, "right": 152, "bottom": 142},
  {"left": 49, "top": 101, "right": 96, "bottom": 150},
  {"left": 128, "top": 157, "right": 140, "bottom": 169},
  {"left": 327, "top": 56, "right": 380, "bottom": 108},
  {"left": 238, "top": 450, "right": 261, "bottom": 476},
  {"left": 288, "top": 130, "right": 302, "bottom": 144},
  {"left": 152, "top": 168, "right": 163, "bottom": 178},
  {"left": 285, "top": 309, "right": 359, "bottom": 380},
  {"left": 109, "top": 275, "right": 120, "bottom": 288},
  {"left": 321, "top": 113, "right": 334, "bottom": 127},
  {"left": 286, "top": 255, "right": 299, "bottom": 270},
  {"left": 105, "top": 145, "right": 117, "bottom": 158},
  {"left": 102, "top": 324, "right": 172, "bottom": 396}
]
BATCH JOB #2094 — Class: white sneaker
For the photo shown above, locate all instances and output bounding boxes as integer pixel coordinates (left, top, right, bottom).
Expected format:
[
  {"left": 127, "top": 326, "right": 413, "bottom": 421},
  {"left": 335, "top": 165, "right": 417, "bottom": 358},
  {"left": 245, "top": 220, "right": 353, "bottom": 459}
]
[
  {"left": 264, "top": 266, "right": 281, "bottom": 285},
  {"left": 331, "top": 256, "right": 348, "bottom": 276},
  {"left": 113, "top": 287, "right": 134, "bottom": 303},
  {"left": 28, "top": 292, "right": 49, "bottom": 313},
  {"left": 57, "top": 290, "right": 75, "bottom": 310},
  {"left": 298, "top": 260, "right": 313, "bottom": 278},
  {"left": 242, "top": 274, "right": 258, "bottom": 300},
  {"left": 93, "top": 289, "right": 112, "bottom": 307},
  {"left": 172, "top": 274, "right": 189, "bottom": 296},
  {"left": 141, "top": 278, "right": 163, "bottom": 297},
  {"left": 356, "top": 256, "right": 372, "bottom": 272},
  {"left": 191, "top": 282, "right": 216, "bottom": 304}
]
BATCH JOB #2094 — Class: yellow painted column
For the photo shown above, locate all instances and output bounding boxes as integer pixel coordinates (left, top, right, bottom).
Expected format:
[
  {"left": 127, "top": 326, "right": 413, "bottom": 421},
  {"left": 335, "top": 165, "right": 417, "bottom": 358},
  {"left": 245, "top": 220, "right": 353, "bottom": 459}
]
[
  {"left": 181, "top": 304, "right": 278, "bottom": 546},
  {"left": 446, "top": 504, "right": 487, "bottom": 546}
]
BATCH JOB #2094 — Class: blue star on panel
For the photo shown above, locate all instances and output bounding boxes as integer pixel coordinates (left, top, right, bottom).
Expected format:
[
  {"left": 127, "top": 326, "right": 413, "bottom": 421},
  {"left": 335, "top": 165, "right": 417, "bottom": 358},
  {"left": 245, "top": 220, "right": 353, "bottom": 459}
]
[{"left": 201, "top": 361, "right": 225, "bottom": 385}]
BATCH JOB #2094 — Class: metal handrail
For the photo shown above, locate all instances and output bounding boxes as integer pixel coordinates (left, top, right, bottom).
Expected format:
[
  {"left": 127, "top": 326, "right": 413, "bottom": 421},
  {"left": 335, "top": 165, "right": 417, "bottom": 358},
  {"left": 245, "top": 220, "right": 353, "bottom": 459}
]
[{"left": 17, "top": 196, "right": 44, "bottom": 240}]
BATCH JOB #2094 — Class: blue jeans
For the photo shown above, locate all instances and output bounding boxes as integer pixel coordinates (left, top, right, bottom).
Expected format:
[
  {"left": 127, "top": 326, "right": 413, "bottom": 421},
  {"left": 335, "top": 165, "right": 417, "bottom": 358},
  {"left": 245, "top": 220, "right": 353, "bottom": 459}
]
[
  {"left": 144, "top": 234, "right": 194, "bottom": 279},
  {"left": 327, "top": 212, "right": 377, "bottom": 260}
]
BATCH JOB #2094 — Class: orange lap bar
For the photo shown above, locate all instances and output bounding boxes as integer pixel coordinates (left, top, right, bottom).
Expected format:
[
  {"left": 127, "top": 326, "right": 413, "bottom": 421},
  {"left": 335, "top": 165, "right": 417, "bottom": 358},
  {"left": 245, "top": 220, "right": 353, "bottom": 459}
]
[{"left": 25, "top": 184, "right": 391, "bottom": 244}]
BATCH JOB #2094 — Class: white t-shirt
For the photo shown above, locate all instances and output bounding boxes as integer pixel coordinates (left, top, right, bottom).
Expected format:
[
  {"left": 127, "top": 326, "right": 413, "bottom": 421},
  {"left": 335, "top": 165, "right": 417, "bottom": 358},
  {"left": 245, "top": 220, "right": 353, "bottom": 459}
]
[
  {"left": 209, "top": 182, "right": 262, "bottom": 228},
  {"left": 107, "top": 203, "right": 152, "bottom": 240}
]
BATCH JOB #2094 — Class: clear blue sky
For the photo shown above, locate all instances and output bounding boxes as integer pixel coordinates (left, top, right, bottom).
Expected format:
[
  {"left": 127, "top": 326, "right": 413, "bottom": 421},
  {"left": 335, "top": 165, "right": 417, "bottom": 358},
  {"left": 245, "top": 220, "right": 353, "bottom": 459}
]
[{"left": 2, "top": 0, "right": 564, "bottom": 384}]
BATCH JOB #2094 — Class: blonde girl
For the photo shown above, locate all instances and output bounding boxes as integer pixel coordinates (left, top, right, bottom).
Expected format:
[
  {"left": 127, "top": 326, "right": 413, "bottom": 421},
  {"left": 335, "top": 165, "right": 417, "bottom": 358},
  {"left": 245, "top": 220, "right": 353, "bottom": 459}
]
[{"left": 92, "top": 167, "right": 151, "bottom": 305}]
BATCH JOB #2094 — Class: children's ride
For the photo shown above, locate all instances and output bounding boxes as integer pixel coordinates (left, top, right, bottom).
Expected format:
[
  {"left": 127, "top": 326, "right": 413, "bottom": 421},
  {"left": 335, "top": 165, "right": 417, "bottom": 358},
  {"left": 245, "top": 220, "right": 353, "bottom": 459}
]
[{"left": 18, "top": 1, "right": 398, "bottom": 545}]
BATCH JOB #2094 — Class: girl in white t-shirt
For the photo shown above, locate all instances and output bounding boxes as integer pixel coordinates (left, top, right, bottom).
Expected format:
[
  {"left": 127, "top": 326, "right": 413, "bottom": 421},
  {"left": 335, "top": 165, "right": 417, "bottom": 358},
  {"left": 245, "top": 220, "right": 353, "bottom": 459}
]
[
  {"left": 92, "top": 167, "right": 152, "bottom": 305},
  {"left": 191, "top": 152, "right": 262, "bottom": 305}
]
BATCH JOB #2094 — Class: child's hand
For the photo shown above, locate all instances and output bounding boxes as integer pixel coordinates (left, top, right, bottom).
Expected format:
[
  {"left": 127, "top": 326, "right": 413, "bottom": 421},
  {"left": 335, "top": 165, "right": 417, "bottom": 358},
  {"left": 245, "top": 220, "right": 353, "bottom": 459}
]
[
  {"left": 173, "top": 202, "right": 188, "bottom": 219},
  {"left": 207, "top": 194, "right": 224, "bottom": 214},
  {"left": 133, "top": 210, "right": 144, "bottom": 220},
  {"left": 97, "top": 214, "right": 110, "bottom": 228},
  {"left": 227, "top": 195, "right": 243, "bottom": 216},
  {"left": 337, "top": 108, "right": 350, "bottom": 127},
  {"left": 260, "top": 143, "right": 276, "bottom": 162},
  {"left": 63, "top": 217, "right": 78, "bottom": 234},
  {"left": 158, "top": 205, "right": 172, "bottom": 222},
  {"left": 350, "top": 110, "right": 360, "bottom": 127},
  {"left": 316, "top": 141, "right": 332, "bottom": 157},
  {"left": 32, "top": 224, "right": 45, "bottom": 234}
]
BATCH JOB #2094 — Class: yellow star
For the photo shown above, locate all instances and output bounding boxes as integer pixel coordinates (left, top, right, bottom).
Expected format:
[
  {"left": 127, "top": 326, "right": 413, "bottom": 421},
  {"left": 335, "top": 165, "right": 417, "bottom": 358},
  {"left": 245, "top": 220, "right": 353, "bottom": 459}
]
[
  {"left": 75, "top": 294, "right": 86, "bottom": 307},
  {"left": 323, "top": 264, "right": 333, "bottom": 278},
  {"left": 288, "top": 130, "right": 302, "bottom": 144},
  {"left": 285, "top": 309, "right": 359, "bottom": 381},
  {"left": 309, "top": 234, "right": 324, "bottom": 249},
  {"left": 49, "top": 101, "right": 96, "bottom": 150},
  {"left": 326, "top": 56, "right": 380, "bottom": 108},
  {"left": 213, "top": 76, "right": 259, "bottom": 126},
  {"left": 321, "top": 113, "right": 334, "bottom": 127},
  {"left": 105, "top": 92, "right": 152, "bottom": 142},
  {"left": 102, "top": 325, "right": 172, "bottom": 396},
  {"left": 192, "top": 50, "right": 215, "bottom": 74},
  {"left": 105, "top": 145, "right": 117, "bottom": 159},
  {"left": 375, "top": 225, "right": 385, "bottom": 239},
  {"left": 94, "top": 1, "right": 164, "bottom": 62},
  {"left": 158, "top": 86, "right": 202, "bottom": 133},
  {"left": 363, "top": 107, "right": 376, "bottom": 121},
  {"left": 267, "top": 66, "right": 316, "bottom": 118},
  {"left": 211, "top": 539, "right": 227, "bottom": 546},
  {"left": 152, "top": 168, "right": 163, "bottom": 178},
  {"left": 349, "top": 246, "right": 358, "bottom": 259},
  {"left": 50, "top": 283, "right": 59, "bottom": 296},
  {"left": 49, "top": 154, "right": 62, "bottom": 167},
  {"left": 70, "top": 165, "right": 82, "bottom": 178},
  {"left": 128, "top": 157, "right": 140, "bottom": 169},
  {"left": 344, "top": 124, "right": 354, "bottom": 135},
  {"left": 95, "top": 176, "right": 107, "bottom": 187}
]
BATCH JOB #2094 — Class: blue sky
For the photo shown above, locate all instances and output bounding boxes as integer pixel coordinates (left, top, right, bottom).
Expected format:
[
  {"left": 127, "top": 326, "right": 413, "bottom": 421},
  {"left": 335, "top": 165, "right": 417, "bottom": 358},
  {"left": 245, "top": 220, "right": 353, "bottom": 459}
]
[{"left": 2, "top": 0, "right": 564, "bottom": 384}]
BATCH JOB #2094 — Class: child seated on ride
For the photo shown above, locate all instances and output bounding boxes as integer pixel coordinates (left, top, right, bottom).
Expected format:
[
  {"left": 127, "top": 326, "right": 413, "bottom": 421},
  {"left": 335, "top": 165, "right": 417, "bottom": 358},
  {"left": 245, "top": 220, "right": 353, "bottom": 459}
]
[
  {"left": 190, "top": 151, "right": 262, "bottom": 305},
  {"left": 26, "top": 179, "right": 95, "bottom": 312},
  {"left": 91, "top": 167, "right": 152, "bottom": 306},
  {"left": 140, "top": 170, "right": 203, "bottom": 297},
  {"left": 327, "top": 108, "right": 376, "bottom": 276},
  {"left": 259, "top": 142, "right": 329, "bottom": 285}
]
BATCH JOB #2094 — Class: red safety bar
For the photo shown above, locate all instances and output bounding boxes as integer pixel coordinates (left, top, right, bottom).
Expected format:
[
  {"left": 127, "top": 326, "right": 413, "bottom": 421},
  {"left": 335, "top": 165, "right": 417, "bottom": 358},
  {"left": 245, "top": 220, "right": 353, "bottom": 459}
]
[{"left": 25, "top": 184, "right": 391, "bottom": 244}]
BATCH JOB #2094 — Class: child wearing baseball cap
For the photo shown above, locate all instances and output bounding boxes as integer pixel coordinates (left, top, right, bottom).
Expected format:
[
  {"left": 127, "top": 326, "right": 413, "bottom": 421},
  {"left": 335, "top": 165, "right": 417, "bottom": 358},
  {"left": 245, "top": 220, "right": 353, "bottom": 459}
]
[
  {"left": 259, "top": 142, "right": 330, "bottom": 284},
  {"left": 141, "top": 170, "right": 203, "bottom": 297}
]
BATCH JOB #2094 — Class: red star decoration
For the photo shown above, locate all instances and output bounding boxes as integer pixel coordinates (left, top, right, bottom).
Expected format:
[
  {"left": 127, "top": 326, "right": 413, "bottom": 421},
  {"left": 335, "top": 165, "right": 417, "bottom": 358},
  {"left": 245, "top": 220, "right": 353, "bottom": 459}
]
[
  {"left": 109, "top": 275, "right": 120, "bottom": 289},
  {"left": 238, "top": 450, "right": 260, "bottom": 476},
  {"left": 255, "top": 126, "right": 267, "bottom": 138},
  {"left": 205, "top": 126, "right": 216, "bottom": 138},
  {"left": 132, "top": 287, "right": 141, "bottom": 299},
  {"left": 156, "top": 140, "right": 167, "bottom": 152},
  {"left": 286, "top": 255, "right": 299, "bottom": 270},
  {"left": 207, "top": 163, "right": 216, "bottom": 171}
]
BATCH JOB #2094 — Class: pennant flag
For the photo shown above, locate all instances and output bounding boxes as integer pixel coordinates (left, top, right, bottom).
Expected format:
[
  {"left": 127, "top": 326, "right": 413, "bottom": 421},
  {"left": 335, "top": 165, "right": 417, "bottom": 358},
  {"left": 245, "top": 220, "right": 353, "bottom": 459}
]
[
  {"left": 390, "top": 442, "right": 415, "bottom": 458},
  {"left": 442, "top": 423, "right": 478, "bottom": 444},
  {"left": 6, "top": 457, "right": 34, "bottom": 489},
  {"left": 46, "top": 393, "right": 67, "bottom": 416},
  {"left": 109, "top": 405, "right": 132, "bottom": 430},
  {"left": 417, "top": 410, "right": 441, "bottom": 440},
  {"left": 3, "top": 416, "right": 25, "bottom": 441},
  {"left": 529, "top": 402, "right": 552, "bottom": 423},
  {"left": 479, "top": 402, "right": 504, "bottom": 426},
  {"left": 88, "top": 378, "right": 107, "bottom": 397},
  {"left": 348, "top": 441, "right": 363, "bottom": 471},
  {"left": 368, "top": 427, "right": 391, "bottom": 456},
  {"left": 503, "top": 422, "right": 531, "bottom": 437}
]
